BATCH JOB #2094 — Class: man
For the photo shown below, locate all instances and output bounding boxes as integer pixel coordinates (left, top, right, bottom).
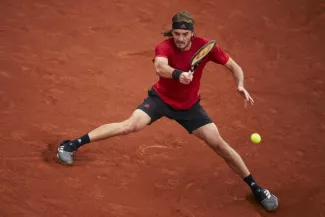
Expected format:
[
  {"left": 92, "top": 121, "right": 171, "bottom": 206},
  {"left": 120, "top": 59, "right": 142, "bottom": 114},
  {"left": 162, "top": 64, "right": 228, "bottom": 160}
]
[{"left": 57, "top": 11, "right": 278, "bottom": 212}]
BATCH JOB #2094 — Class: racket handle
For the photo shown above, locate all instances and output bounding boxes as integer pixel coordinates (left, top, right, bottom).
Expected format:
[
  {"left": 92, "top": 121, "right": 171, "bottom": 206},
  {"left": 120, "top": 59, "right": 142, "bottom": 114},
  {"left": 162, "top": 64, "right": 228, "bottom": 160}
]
[{"left": 188, "top": 70, "right": 194, "bottom": 76}]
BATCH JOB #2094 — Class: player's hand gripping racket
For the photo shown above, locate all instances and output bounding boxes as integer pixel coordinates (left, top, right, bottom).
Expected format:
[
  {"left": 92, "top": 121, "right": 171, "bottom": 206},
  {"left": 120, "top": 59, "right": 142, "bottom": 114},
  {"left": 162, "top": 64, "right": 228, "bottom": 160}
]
[{"left": 188, "top": 40, "right": 216, "bottom": 76}]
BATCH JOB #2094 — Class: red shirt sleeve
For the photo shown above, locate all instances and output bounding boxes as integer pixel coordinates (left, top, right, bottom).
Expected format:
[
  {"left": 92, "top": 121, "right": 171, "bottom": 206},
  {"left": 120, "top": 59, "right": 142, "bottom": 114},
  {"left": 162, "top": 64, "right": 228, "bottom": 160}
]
[
  {"left": 155, "top": 41, "right": 170, "bottom": 58},
  {"left": 209, "top": 45, "right": 230, "bottom": 65}
]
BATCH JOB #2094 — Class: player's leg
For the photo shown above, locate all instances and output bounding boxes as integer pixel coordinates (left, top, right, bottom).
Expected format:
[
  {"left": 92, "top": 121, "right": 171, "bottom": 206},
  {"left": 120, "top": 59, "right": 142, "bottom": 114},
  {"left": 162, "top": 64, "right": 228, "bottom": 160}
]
[
  {"left": 57, "top": 90, "right": 164, "bottom": 165},
  {"left": 57, "top": 109, "right": 152, "bottom": 164},
  {"left": 88, "top": 109, "right": 151, "bottom": 142},
  {"left": 192, "top": 123, "right": 278, "bottom": 211},
  {"left": 193, "top": 123, "right": 250, "bottom": 177},
  {"left": 175, "top": 103, "right": 278, "bottom": 211}
]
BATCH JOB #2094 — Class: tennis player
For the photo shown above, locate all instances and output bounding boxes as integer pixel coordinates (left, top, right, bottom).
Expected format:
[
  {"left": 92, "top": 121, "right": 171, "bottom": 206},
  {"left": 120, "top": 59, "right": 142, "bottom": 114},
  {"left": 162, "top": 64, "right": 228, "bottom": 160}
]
[{"left": 57, "top": 10, "right": 278, "bottom": 211}]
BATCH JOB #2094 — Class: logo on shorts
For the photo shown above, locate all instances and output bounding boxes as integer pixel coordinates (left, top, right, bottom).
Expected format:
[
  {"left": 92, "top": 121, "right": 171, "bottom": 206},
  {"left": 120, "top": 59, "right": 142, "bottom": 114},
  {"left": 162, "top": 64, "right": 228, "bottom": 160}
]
[{"left": 144, "top": 104, "right": 150, "bottom": 109}]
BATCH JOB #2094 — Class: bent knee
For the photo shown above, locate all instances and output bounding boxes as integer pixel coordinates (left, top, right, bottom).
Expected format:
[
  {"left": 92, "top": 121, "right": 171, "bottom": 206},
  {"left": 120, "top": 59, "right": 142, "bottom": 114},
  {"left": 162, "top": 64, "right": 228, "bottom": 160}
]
[
  {"left": 208, "top": 136, "right": 229, "bottom": 153},
  {"left": 121, "top": 120, "right": 146, "bottom": 135}
]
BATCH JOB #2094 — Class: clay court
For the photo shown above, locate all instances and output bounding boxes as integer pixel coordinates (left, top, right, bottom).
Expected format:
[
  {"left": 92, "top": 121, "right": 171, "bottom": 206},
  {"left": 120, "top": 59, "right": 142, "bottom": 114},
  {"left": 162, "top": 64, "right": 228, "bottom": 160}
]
[{"left": 1, "top": 0, "right": 325, "bottom": 216}]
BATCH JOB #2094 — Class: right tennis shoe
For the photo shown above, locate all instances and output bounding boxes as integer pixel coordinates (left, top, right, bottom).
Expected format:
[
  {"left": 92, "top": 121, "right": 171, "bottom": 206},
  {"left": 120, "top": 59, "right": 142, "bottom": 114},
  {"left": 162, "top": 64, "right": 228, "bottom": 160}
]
[
  {"left": 57, "top": 140, "right": 77, "bottom": 165},
  {"left": 254, "top": 188, "right": 279, "bottom": 211}
]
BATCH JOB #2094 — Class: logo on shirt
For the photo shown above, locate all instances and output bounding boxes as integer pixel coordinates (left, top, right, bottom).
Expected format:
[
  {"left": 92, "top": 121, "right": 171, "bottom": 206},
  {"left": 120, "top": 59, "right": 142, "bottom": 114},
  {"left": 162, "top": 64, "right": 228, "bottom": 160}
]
[{"left": 144, "top": 104, "right": 150, "bottom": 109}]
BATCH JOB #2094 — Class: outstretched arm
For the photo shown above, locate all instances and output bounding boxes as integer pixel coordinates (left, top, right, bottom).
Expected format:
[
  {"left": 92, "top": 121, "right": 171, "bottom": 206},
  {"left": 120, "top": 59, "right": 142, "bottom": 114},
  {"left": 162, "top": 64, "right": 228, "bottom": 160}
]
[
  {"left": 224, "top": 58, "right": 254, "bottom": 106},
  {"left": 225, "top": 57, "right": 244, "bottom": 87}
]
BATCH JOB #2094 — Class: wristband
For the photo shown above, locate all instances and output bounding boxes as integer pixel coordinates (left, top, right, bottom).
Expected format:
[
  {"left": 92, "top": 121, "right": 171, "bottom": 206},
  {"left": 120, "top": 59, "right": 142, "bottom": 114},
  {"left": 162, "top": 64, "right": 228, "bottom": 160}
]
[{"left": 172, "top": 69, "right": 182, "bottom": 80}]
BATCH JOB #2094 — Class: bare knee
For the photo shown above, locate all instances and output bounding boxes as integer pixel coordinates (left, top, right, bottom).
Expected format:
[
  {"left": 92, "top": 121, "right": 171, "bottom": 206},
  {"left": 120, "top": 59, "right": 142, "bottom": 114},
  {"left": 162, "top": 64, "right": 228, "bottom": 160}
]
[
  {"left": 119, "top": 109, "right": 151, "bottom": 135},
  {"left": 194, "top": 124, "right": 229, "bottom": 155},
  {"left": 208, "top": 136, "right": 234, "bottom": 157},
  {"left": 208, "top": 135, "right": 223, "bottom": 151},
  {"left": 120, "top": 119, "right": 145, "bottom": 135}
]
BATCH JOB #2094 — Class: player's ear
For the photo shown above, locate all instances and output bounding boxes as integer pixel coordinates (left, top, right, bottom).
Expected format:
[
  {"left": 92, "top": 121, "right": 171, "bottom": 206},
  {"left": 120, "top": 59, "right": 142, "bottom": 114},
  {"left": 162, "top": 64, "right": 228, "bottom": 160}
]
[{"left": 191, "top": 32, "right": 194, "bottom": 40}]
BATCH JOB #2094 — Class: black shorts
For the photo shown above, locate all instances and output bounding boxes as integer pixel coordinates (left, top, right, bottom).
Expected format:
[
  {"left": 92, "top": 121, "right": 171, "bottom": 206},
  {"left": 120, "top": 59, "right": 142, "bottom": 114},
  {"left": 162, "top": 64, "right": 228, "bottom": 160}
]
[{"left": 136, "top": 88, "right": 213, "bottom": 134}]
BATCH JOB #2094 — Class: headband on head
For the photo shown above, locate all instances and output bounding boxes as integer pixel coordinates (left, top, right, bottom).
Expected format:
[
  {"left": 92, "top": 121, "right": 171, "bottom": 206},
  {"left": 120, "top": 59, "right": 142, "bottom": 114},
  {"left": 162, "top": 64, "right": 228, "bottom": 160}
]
[{"left": 172, "top": 21, "right": 194, "bottom": 31}]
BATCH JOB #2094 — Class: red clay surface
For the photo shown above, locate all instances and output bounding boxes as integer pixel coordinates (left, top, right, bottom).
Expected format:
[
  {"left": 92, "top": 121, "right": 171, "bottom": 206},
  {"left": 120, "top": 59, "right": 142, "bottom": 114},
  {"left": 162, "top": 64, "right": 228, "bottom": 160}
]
[{"left": 1, "top": 0, "right": 325, "bottom": 216}]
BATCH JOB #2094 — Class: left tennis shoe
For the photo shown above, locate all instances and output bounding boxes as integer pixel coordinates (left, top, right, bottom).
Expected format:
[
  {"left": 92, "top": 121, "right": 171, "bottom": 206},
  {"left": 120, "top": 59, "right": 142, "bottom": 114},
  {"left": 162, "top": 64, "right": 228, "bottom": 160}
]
[
  {"left": 254, "top": 188, "right": 278, "bottom": 211},
  {"left": 57, "top": 140, "right": 77, "bottom": 165}
]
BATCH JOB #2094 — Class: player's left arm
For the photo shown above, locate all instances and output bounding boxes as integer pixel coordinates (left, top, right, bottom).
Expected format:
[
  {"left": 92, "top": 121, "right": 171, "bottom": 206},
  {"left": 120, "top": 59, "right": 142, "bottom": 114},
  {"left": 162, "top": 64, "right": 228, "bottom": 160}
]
[
  {"left": 224, "top": 58, "right": 244, "bottom": 88},
  {"left": 210, "top": 44, "right": 254, "bottom": 106},
  {"left": 224, "top": 58, "right": 255, "bottom": 106}
]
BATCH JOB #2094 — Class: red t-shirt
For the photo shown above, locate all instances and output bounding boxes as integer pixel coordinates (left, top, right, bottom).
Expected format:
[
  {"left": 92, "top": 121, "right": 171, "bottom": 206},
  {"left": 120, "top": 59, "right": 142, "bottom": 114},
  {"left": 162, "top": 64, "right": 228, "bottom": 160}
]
[{"left": 153, "top": 36, "right": 230, "bottom": 110}]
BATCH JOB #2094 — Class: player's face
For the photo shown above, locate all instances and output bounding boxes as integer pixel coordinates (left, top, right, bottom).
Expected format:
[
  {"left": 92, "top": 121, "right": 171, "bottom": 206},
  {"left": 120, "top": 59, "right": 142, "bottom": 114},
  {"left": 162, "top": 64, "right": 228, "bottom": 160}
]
[{"left": 172, "top": 29, "right": 193, "bottom": 50}]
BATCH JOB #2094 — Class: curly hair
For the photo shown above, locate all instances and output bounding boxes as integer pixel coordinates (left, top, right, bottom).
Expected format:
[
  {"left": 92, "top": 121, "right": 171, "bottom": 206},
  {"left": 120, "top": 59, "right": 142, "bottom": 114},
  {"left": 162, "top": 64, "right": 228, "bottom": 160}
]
[{"left": 162, "top": 11, "right": 195, "bottom": 37}]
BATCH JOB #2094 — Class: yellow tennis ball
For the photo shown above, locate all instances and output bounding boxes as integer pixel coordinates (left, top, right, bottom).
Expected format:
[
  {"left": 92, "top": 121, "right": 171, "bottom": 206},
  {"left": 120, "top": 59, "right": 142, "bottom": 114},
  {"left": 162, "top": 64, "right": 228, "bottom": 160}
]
[{"left": 251, "top": 133, "right": 261, "bottom": 144}]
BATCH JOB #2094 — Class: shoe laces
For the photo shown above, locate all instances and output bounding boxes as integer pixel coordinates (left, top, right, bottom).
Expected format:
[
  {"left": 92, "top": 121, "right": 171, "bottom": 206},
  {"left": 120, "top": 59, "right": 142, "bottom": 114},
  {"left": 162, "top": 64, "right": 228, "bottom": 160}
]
[
  {"left": 254, "top": 188, "right": 271, "bottom": 202},
  {"left": 262, "top": 189, "right": 271, "bottom": 199},
  {"left": 59, "top": 143, "right": 76, "bottom": 153}
]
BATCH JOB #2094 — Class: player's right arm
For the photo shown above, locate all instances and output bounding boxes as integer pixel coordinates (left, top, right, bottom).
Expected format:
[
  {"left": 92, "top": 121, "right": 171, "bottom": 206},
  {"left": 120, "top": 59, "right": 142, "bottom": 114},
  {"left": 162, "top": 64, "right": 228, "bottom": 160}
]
[
  {"left": 154, "top": 57, "right": 193, "bottom": 84},
  {"left": 154, "top": 57, "right": 174, "bottom": 79},
  {"left": 154, "top": 41, "right": 192, "bottom": 84}
]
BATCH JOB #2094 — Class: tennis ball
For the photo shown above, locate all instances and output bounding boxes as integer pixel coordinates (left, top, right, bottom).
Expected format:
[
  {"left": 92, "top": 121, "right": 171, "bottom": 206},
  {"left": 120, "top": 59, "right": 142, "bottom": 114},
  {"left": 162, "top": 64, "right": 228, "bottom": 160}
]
[{"left": 251, "top": 133, "right": 261, "bottom": 144}]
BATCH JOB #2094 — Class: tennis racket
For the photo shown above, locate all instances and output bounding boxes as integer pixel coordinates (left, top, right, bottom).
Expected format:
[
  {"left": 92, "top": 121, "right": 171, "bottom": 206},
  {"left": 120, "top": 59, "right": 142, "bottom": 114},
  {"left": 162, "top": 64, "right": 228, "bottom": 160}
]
[{"left": 188, "top": 40, "right": 216, "bottom": 76}]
